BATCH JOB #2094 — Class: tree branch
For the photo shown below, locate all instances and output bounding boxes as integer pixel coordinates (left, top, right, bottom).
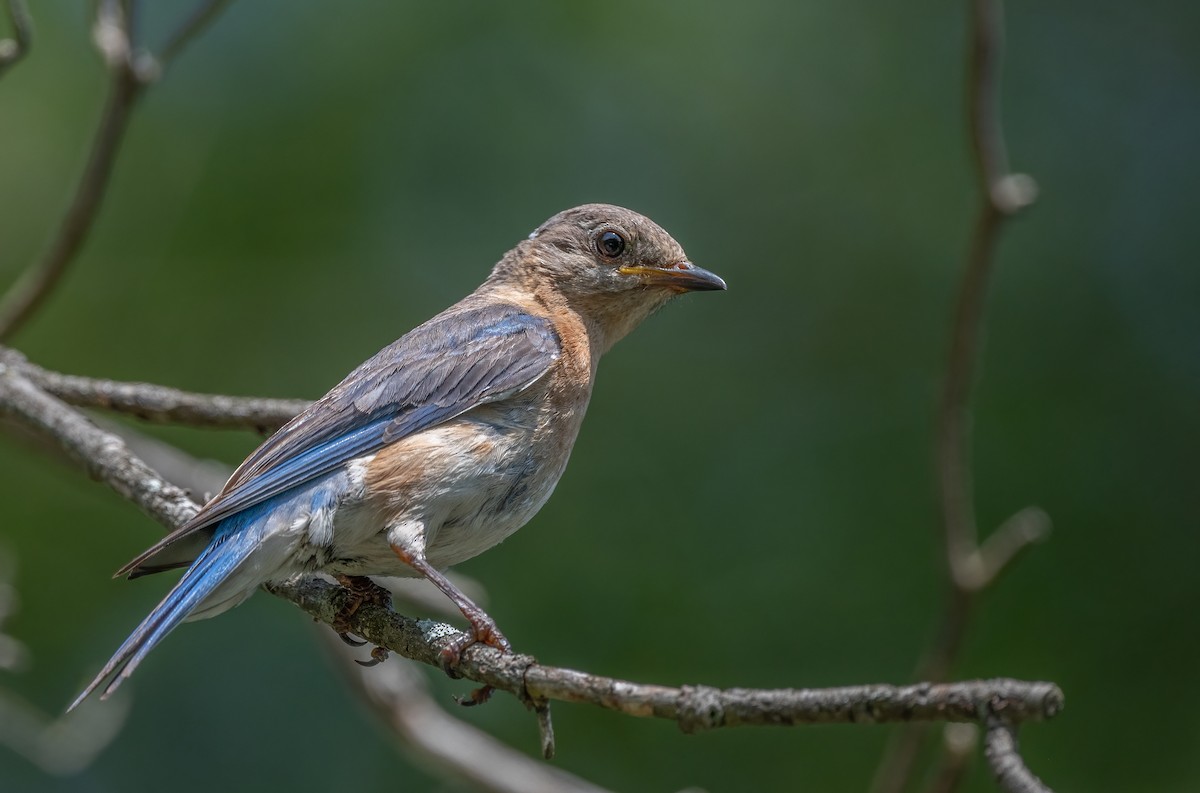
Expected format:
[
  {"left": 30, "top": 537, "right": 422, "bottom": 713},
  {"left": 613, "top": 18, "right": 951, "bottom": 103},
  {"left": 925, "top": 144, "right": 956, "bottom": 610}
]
[
  {"left": 0, "top": 0, "right": 234, "bottom": 341},
  {"left": 0, "top": 1, "right": 141, "bottom": 342},
  {"left": 277, "top": 574, "right": 1063, "bottom": 732},
  {"left": 984, "top": 720, "right": 1052, "bottom": 793},
  {"left": 0, "top": 348, "right": 308, "bottom": 433},
  {"left": 870, "top": 2, "right": 1044, "bottom": 792},
  {"left": 938, "top": 0, "right": 1041, "bottom": 604},
  {"left": 0, "top": 354, "right": 1064, "bottom": 777},
  {"left": 0, "top": 358, "right": 198, "bottom": 529}
]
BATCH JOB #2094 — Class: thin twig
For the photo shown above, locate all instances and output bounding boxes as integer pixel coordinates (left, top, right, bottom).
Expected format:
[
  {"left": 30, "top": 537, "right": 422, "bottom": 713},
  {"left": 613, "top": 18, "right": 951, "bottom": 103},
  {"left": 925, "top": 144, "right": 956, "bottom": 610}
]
[
  {"left": 0, "top": 0, "right": 235, "bottom": 341},
  {"left": 930, "top": 0, "right": 1044, "bottom": 681},
  {"left": 0, "top": 0, "right": 32, "bottom": 76},
  {"left": 0, "top": 347, "right": 308, "bottom": 432},
  {"left": 984, "top": 721, "right": 1052, "bottom": 793},
  {"left": 870, "top": 2, "right": 1043, "bottom": 792}
]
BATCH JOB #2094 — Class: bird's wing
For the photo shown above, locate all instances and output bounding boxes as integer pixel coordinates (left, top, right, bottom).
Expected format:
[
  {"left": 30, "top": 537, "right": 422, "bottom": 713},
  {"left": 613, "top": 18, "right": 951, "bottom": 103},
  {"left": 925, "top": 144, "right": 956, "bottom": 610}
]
[{"left": 117, "top": 303, "right": 561, "bottom": 577}]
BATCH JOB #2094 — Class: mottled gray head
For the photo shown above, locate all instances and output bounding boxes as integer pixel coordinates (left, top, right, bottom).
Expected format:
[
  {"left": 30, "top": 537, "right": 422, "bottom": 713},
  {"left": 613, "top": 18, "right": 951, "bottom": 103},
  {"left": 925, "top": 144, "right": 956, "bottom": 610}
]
[
  {"left": 523, "top": 203, "right": 726, "bottom": 298},
  {"left": 485, "top": 203, "right": 725, "bottom": 349}
]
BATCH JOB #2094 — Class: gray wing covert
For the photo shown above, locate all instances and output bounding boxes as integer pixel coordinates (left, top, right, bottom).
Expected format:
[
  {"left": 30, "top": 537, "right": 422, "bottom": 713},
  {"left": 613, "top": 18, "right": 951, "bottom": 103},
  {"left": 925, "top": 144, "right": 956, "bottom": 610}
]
[{"left": 118, "top": 303, "right": 560, "bottom": 577}]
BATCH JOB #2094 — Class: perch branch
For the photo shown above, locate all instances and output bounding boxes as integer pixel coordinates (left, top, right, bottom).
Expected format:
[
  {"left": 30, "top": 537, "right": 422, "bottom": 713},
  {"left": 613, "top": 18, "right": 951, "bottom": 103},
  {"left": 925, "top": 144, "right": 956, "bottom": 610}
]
[
  {"left": 0, "top": 355, "right": 1063, "bottom": 775},
  {"left": 278, "top": 573, "right": 1063, "bottom": 732}
]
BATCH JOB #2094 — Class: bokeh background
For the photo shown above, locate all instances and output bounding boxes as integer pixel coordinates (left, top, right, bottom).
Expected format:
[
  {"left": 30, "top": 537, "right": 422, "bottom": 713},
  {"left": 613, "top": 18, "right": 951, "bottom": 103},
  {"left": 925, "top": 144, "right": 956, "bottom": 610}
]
[{"left": 2, "top": 1, "right": 1197, "bottom": 791}]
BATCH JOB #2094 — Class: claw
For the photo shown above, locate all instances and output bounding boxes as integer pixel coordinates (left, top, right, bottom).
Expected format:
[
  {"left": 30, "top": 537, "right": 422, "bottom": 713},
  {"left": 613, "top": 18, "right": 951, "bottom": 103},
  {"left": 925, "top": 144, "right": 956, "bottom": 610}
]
[
  {"left": 455, "top": 685, "right": 495, "bottom": 707},
  {"left": 355, "top": 646, "right": 390, "bottom": 667},
  {"left": 331, "top": 575, "right": 394, "bottom": 667},
  {"left": 439, "top": 646, "right": 465, "bottom": 678}
]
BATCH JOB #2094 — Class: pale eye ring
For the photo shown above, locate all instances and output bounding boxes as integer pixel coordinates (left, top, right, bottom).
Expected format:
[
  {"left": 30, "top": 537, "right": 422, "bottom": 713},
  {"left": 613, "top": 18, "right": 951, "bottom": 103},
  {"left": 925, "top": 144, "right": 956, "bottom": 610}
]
[{"left": 596, "top": 230, "right": 626, "bottom": 258}]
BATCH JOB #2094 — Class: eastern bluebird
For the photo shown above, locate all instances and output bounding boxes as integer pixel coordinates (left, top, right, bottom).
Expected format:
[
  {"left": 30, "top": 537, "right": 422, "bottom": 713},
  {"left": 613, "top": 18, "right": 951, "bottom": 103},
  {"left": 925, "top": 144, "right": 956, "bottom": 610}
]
[{"left": 71, "top": 204, "right": 725, "bottom": 708}]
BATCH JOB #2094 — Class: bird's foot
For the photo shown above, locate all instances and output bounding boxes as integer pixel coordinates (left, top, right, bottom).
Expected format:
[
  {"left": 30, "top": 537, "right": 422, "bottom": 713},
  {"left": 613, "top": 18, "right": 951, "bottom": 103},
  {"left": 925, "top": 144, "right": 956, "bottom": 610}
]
[
  {"left": 386, "top": 544, "right": 509, "bottom": 704},
  {"left": 332, "top": 575, "right": 393, "bottom": 660},
  {"left": 438, "top": 617, "right": 511, "bottom": 673},
  {"left": 440, "top": 616, "right": 510, "bottom": 706}
]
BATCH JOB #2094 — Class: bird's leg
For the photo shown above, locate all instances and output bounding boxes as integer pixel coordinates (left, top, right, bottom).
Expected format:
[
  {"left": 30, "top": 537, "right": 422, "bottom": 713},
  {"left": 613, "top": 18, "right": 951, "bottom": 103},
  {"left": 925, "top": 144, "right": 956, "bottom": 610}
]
[
  {"left": 332, "top": 574, "right": 393, "bottom": 664},
  {"left": 391, "top": 544, "right": 510, "bottom": 704}
]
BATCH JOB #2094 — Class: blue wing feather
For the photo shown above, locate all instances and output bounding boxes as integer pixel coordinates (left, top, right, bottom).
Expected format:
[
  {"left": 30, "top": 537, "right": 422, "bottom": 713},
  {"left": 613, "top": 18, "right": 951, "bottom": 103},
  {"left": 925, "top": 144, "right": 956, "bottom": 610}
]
[{"left": 117, "top": 302, "right": 560, "bottom": 578}]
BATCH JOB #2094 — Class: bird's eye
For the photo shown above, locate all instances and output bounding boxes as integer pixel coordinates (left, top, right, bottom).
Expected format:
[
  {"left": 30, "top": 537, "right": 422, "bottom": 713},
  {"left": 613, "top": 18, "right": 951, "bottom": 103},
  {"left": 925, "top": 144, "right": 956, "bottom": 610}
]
[{"left": 596, "top": 230, "right": 626, "bottom": 259}]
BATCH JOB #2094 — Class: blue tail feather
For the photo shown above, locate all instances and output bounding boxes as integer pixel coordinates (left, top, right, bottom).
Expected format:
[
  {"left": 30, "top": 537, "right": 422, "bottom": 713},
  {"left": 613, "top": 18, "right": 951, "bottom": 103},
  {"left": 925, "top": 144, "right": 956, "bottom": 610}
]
[{"left": 68, "top": 526, "right": 258, "bottom": 711}]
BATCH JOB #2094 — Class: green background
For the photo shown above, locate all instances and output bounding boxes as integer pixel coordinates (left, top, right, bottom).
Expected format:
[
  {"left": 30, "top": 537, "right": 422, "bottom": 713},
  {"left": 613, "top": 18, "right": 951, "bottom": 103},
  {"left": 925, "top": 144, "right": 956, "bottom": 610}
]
[{"left": 2, "top": 1, "right": 1197, "bottom": 791}]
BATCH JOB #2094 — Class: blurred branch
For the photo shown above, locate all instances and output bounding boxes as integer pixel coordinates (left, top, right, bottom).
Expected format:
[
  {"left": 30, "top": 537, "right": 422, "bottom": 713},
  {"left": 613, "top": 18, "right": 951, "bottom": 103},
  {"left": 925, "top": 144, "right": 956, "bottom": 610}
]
[
  {"left": 0, "top": 0, "right": 31, "bottom": 77},
  {"left": 938, "top": 0, "right": 1041, "bottom": 614},
  {"left": 0, "top": 687, "right": 132, "bottom": 775},
  {"left": 156, "top": 0, "right": 233, "bottom": 74},
  {"left": 924, "top": 724, "right": 977, "bottom": 793},
  {"left": 0, "top": 0, "right": 233, "bottom": 341},
  {"left": 870, "top": 2, "right": 1046, "bottom": 792},
  {"left": 105, "top": 417, "right": 235, "bottom": 498},
  {"left": 0, "top": 352, "right": 1063, "bottom": 789},
  {"left": 0, "top": 551, "right": 29, "bottom": 674},
  {"left": 0, "top": 552, "right": 132, "bottom": 774},
  {"left": 0, "top": 348, "right": 308, "bottom": 433}
]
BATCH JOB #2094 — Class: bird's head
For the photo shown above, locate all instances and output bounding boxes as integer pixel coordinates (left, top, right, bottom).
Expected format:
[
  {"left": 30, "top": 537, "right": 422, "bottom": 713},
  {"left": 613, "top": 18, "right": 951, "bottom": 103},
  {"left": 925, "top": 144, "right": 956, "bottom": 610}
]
[{"left": 490, "top": 204, "right": 726, "bottom": 350}]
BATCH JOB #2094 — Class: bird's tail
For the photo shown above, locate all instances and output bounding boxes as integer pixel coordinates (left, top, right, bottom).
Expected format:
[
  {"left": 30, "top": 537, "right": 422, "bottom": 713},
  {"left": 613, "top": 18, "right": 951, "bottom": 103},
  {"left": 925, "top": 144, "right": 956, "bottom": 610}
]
[{"left": 68, "top": 526, "right": 260, "bottom": 711}]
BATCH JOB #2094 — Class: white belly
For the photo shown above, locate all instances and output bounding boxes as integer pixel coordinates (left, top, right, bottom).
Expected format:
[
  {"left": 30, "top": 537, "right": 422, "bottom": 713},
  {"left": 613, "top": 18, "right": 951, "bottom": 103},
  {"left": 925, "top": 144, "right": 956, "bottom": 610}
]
[{"left": 315, "top": 411, "right": 571, "bottom": 576}]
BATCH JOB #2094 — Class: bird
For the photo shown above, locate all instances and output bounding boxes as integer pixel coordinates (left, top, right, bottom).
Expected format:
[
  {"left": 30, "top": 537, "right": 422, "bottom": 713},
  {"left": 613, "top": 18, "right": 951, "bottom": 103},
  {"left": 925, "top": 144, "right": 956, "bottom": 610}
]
[{"left": 70, "top": 203, "right": 725, "bottom": 709}]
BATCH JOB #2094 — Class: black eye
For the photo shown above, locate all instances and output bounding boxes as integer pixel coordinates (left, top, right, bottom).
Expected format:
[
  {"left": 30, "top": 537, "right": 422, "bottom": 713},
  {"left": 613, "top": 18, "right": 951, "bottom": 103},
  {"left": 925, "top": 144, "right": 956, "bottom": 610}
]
[{"left": 596, "top": 230, "right": 626, "bottom": 258}]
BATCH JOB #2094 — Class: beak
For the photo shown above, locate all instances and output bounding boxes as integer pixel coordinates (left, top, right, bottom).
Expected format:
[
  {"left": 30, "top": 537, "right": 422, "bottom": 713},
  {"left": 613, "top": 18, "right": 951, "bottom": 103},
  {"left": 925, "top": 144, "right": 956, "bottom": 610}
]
[{"left": 618, "top": 262, "right": 728, "bottom": 292}]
